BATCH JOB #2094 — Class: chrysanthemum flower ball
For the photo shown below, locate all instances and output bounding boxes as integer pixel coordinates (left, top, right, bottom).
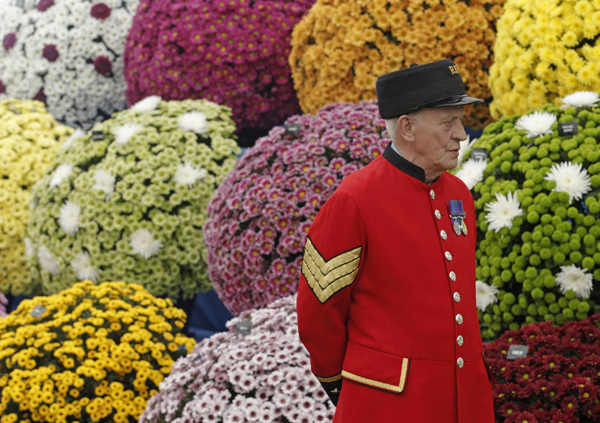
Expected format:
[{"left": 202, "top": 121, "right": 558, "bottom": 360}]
[
  {"left": 124, "top": 0, "right": 315, "bottom": 132},
  {"left": 290, "top": 0, "right": 505, "bottom": 129},
  {"left": 452, "top": 92, "right": 600, "bottom": 340},
  {"left": 0, "top": 99, "right": 72, "bottom": 295},
  {"left": 205, "top": 100, "right": 389, "bottom": 315},
  {"left": 0, "top": 281, "right": 196, "bottom": 423},
  {"left": 0, "top": 0, "right": 140, "bottom": 129},
  {"left": 489, "top": 0, "right": 600, "bottom": 118},
  {"left": 26, "top": 97, "right": 240, "bottom": 300},
  {"left": 139, "top": 295, "right": 336, "bottom": 423}
]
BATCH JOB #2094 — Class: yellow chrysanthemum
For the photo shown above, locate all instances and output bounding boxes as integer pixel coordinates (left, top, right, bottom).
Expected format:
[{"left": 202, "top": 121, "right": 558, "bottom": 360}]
[
  {"left": 290, "top": 0, "right": 506, "bottom": 129},
  {"left": 0, "top": 100, "right": 72, "bottom": 295},
  {"left": 489, "top": 0, "right": 600, "bottom": 118},
  {"left": 0, "top": 281, "right": 195, "bottom": 423}
]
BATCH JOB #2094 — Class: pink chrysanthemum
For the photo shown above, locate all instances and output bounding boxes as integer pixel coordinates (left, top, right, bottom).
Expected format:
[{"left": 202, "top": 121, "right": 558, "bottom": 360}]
[
  {"left": 124, "top": 0, "right": 315, "bottom": 132},
  {"left": 205, "top": 101, "right": 388, "bottom": 315}
]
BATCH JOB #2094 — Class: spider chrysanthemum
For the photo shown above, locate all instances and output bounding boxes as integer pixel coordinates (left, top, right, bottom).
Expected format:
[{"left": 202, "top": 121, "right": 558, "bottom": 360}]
[
  {"left": 515, "top": 111, "right": 556, "bottom": 138},
  {"left": 484, "top": 191, "right": 523, "bottom": 232},
  {"left": 561, "top": 91, "right": 600, "bottom": 108},
  {"left": 455, "top": 158, "right": 486, "bottom": 190},
  {"left": 476, "top": 281, "right": 499, "bottom": 312},
  {"left": 544, "top": 162, "right": 591, "bottom": 204},
  {"left": 556, "top": 265, "right": 593, "bottom": 299}
]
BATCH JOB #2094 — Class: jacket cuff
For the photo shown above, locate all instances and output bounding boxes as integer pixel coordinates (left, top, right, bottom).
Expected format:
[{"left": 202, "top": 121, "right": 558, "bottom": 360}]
[{"left": 316, "top": 374, "right": 342, "bottom": 406}]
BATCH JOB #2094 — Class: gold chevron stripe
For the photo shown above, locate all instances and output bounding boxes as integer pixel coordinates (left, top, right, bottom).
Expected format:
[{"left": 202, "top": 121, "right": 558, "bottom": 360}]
[
  {"left": 301, "top": 238, "right": 362, "bottom": 303},
  {"left": 341, "top": 358, "right": 410, "bottom": 393},
  {"left": 316, "top": 373, "right": 342, "bottom": 383}
]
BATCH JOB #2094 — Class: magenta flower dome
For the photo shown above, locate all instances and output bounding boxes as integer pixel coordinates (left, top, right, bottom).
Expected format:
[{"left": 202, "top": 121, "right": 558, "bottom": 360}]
[
  {"left": 204, "top": 100, "right": 389, "bottom": 315},
  {"left": 124, "top": 0, "right": 314, "bottom": 133},
  {"left": 139, "top": 295, "right": 336, "bottom": 423}
]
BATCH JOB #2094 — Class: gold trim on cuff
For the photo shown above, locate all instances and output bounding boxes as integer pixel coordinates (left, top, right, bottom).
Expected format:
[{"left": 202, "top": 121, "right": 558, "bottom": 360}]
[
  {"left": 316, "top": 373, "right": 342, "bottom": 383},
  {"left": 341, "top": 358, "right": 410, "bottom": 393}
]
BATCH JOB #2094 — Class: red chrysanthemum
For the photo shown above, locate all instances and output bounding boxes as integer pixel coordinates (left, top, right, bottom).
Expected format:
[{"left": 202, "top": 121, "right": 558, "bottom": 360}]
[
  {"left": 3, "top": 33, "right": 16, "bottom": 51},
  {"left": 42, "top": 45, "right": 59, "bottom": 62},
  {"left": 36, "top": 0, "right": 54, "bottom": 12},
  {"left": 93, "top": 56, "right": 112, "bottom": 75},
  {"left": 90, "top": 3, "right": 112, "bottom": 20}
]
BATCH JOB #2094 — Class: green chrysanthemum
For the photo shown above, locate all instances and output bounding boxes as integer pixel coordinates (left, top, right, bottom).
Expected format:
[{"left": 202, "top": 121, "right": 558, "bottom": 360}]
[
  {"left": 454, "top": 92, "right": 600, "bottom": 339},
  {"left": 26, "top": 98, "right": 240, "bottom": 300}
]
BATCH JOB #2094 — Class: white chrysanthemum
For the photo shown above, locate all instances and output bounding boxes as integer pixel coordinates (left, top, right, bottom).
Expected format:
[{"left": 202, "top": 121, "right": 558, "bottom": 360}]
[
  {"left": 130, "top": 96, "right": 162, "bottom": 113},
  {"left": 457, "top": 135, "right": 477, "bottom": 166},
  {"left": 484, "top": 191, "right": 523, "bottom": 232},
  {"left": 93, "top": 170, "right": 116, "bottom": 198},
  {"left": 561, "top": 91, "right": 600, "bottom": 108},
  {"left": 24, "top": 237, "right": 34, "bottom": 257},
  {"left": 70, "top": 252, "right": 99, "bottom": 282},
  {"left": 58, "top": 201, "right": 81, "bottom": 235},
  {"left": 178, "top": 111, "right": 208, "bottom": 134},
  {"left": 49, "top": 164, "right": 74, "bottom": 188},
  {"left": 112, "top": 123, "right": 144, "bottom": 145},
  {"left": 476, "top": 281, "right": 499, "bottom": 312},
  {"left": 544, "top": 162, "right": 592, "bottom": 204},
  {"left": 455, "top": 158, "right": 487, "bottom": 190},
  {"left": 38, "top": 245, "right": 60, "bottom": 275},
  {"left": 173, "top": 162, "right": 207, "bottom": 187},
  {"left": 130, "top": 229, "right": 163, "bottom": 259},
  {"left": 515, "top": 111, "right": 556, "bottom": 138},
  {"left": 556, "top": 265, "right": 593, "bottom": 299},
  {"left": 61, "top": 128, "right": 86, "bottom": 150}
]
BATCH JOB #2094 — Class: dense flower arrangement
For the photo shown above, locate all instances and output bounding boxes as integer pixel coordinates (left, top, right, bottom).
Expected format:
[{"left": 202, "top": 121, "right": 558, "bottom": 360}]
[
  {"left": 26, "top": 98, "right": 239, "bottom": 300},
  {"left": 205, "top": 100, "right": 388, "bottom": 315},
  {"left": 0, "top": 0, "right": 140, "bottom": 129},
  {"left": 289, "top": 0, "right": 505, "bottom": 129},
  {"left": 140, "top": 294, "right": 335, "bottom": 423},
  {"left": 454, "top": 92, "right": 600, "bottom": 339},
  {"left": 124, "top": 0, "right": 314, "bottom": 132},
  {"left": 0, "top": 281, "right": 195, "bottom": 423},
  {"left": 489, "top": 0, "right": 600, "bottom": 119},
  {"left": 0, "top": 99, "right": 72, "bottom": 296},
  {"left": 483, "top": 314, "right": 600, "bottom": 422}
]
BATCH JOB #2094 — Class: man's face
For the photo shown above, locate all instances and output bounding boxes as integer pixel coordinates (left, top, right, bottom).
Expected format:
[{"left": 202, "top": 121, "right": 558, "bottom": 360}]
[{"left": 412, "top": 106, "right": 467, "bottom": 175}]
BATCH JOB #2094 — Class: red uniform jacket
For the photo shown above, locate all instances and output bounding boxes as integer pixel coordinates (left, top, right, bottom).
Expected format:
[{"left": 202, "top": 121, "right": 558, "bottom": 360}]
[{"left": 297, "top": 144, "right": 495, "bottom": 422}]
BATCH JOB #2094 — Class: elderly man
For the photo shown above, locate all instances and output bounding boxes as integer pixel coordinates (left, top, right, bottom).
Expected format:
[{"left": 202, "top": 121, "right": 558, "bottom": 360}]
[{"left": 297, "top": 59, "right": 496, "bottom": 422}]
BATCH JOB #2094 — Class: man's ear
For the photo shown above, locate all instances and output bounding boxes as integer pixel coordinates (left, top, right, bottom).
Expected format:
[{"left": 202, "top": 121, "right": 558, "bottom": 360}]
[{"left": 398, "top": 115, "right": 416, "bottom": 143}]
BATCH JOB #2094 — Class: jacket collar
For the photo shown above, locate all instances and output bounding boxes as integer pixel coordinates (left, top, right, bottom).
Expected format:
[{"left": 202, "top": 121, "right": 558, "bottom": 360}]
[{"left": 382, "top": 142, "right": 434, "bottom": 183}]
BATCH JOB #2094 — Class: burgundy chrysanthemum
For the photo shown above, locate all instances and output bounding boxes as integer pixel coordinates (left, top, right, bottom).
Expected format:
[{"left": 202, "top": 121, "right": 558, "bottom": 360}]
[
  {"left": 0, "top": 80, "right": 5, "bottom": 94},
  {"left": 93, "top": 56, "right": 112, "bottom": 75},
  {"left": 3, "top": 33, "right": 16, "bottom": 51},
  {"left": 36, "top": 0, "right": 55, "bottom": 12},
  {"left": 91, "top": 3, "right": 111, "bottom": 20},
  {"left": 42, "top": 45, "right": 59, "bottom": 62},
  {"left": 33, "top": 88, "right": 47, "bottom": 104}
]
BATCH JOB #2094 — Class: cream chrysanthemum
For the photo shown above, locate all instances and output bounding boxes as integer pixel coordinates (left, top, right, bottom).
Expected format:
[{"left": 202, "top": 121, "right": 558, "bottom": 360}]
[
  {"left": 112, "top": 123, "right": 144, "bottom": 146},
  {"left": 70, "top": 252, "right": 99, "bottom": 282},
  {"left": 130, "top": 96, "right": 162, "bottom": 113},
  {"left": 178, "top": 111, "right": 208, "bottom": 134},
  {"left": 484, "top": 191, "right": 523, "bottom": 232},
  {"left": 476, "top": 281, "right": 499, "bottom": 312},
  {"left": 58, "top": 201, "right": 81, "bottom": 235},
  {"left": 38, "top": 245, "right": 60, "bottom": 275},
  {"left": 561, "top": 91, "right": 600, "bottom": 108},
  {"left": 49, "top": 164, "right": 74, "bottom": 188},
  {"left": 130, "top": 229, "right": 163, "bottom": 259},
  {"left": 455, "top": 158, "right": 487, "bottom": 190},
  {"left": 544, "top": 162, "right": 592, "bottom": 204},
  {"left": 93, "top": 170, "right": 116, "bottom": 198},
  {"left": 515, "top": 111, "right": 556, "bottom": 138},
  {"left": 173, "top": 162, "right": 207, "bottom": 187},
  {"left": 556, "top": 265, "right": 593, "bottom": 299}
]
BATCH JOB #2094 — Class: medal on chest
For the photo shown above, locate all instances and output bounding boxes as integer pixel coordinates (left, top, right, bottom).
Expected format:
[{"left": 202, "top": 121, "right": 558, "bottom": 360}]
[{"left": 447, "top": 200, "right": 467, "bottom": 236}]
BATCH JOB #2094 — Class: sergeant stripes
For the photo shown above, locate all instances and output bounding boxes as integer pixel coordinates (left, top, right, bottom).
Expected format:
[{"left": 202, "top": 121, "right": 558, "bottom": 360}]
[{"left": 301, "top": 237, "right": 362, "bottom": 303}]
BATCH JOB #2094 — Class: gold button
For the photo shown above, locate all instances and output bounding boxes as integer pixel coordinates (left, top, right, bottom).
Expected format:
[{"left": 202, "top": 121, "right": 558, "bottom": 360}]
[
  {"left": 445, "top": 251, "right": 452, "bottom": 261},
  {"left": 455, "top": 314, "right": 464, "bottom": 325},
  {"left": 453, "top": 292, "right": 461, "bottom": 303},
  {"left": 449, "top": 271, "right": 456, "bottom": 282},
  {"left": 457, "top": 357, "right": 464, "bottom": 368},
  {"left": 435, "top": 210, "right": 441, "bottom": 220},
  {"left": 457, "top": 335, "right": 464, "bottom": 346},
  {"left": 430, "top": 190, "right": 435, "bottom": 199},
  {"left": 440, "top": 230, "right": 447, "bottom": 240}
]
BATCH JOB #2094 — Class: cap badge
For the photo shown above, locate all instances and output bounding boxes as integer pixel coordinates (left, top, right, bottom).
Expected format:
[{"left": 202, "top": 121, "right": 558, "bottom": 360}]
[
  {"left": 448, "top": 65, "right": 459, "bottom": 75},
  {"left": 447, "top": 200, "right": 467, "bottom": 236}
]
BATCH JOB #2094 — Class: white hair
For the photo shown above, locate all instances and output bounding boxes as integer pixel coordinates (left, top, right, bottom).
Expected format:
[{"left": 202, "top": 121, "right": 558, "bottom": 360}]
[{"left": 385, "top": 110, "right": 422, "bottom": 140}]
